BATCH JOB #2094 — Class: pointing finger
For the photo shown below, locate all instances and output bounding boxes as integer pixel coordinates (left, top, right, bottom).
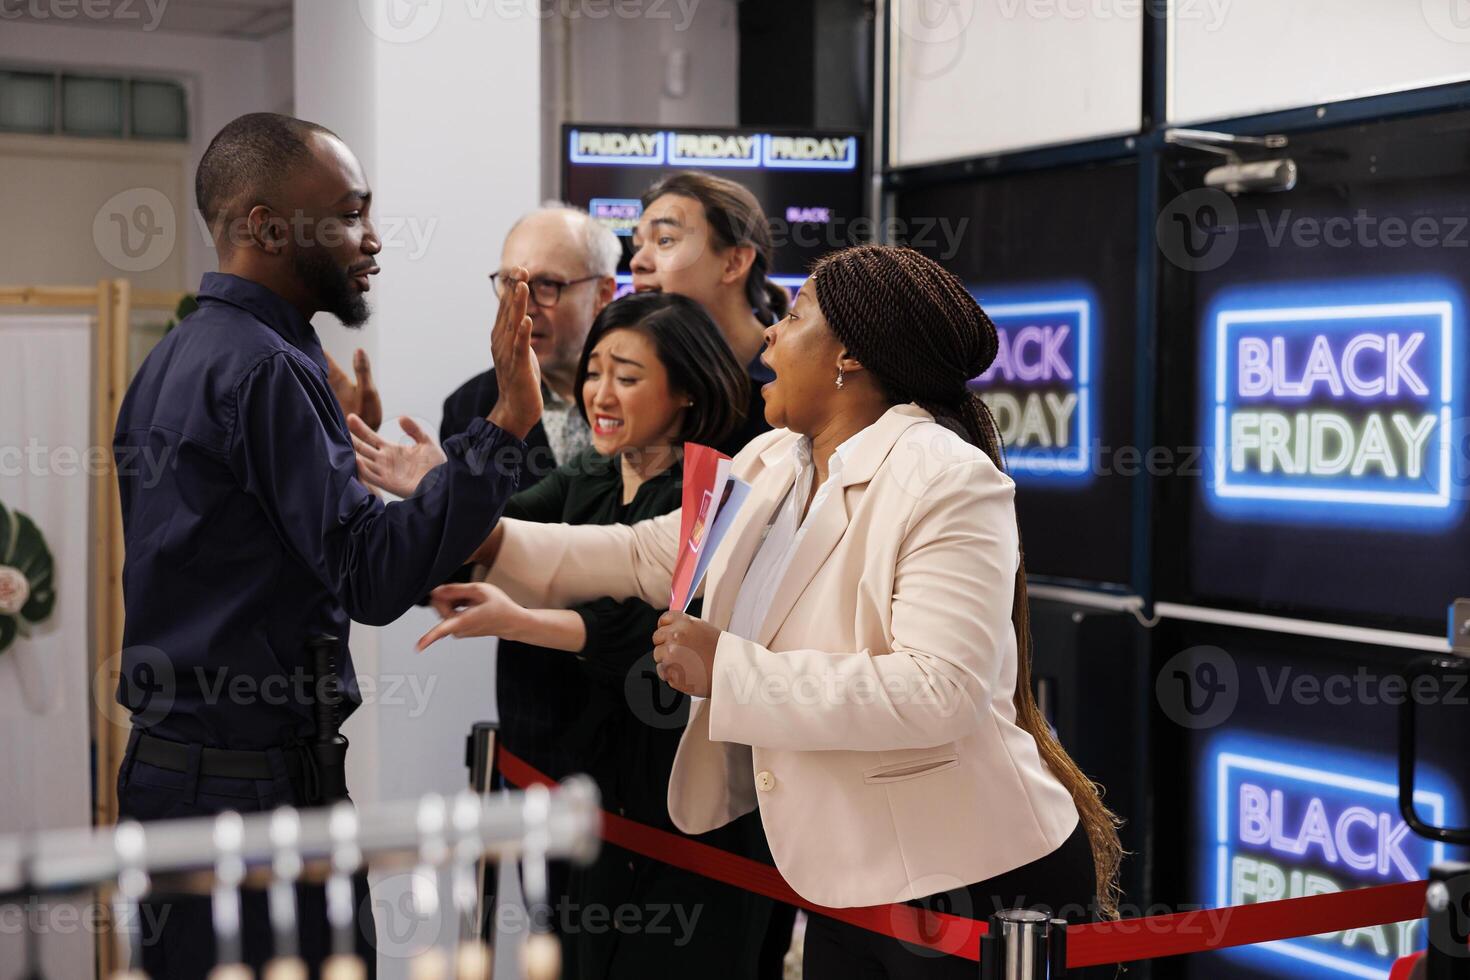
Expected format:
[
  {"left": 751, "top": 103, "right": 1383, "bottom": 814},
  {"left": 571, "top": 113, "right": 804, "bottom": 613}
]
[{"left": 417, "top": 617, "right": 461, "bottom": 652}]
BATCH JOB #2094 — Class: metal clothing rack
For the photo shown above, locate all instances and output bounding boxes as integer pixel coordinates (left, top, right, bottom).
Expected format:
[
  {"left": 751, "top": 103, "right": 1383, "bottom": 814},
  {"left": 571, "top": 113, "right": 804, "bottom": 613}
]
[
  {"left": 0, "top": 778, "right": 600, "bottom": 980},
  {"left": 0, "top": 779, "right": 599, "bottom": 898}
]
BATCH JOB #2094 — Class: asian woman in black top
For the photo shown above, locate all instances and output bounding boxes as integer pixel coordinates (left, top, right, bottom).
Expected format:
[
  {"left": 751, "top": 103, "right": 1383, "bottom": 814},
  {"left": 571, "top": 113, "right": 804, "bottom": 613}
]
[{"left": 393, "top": 292, "right": 774, "bottom": 978}]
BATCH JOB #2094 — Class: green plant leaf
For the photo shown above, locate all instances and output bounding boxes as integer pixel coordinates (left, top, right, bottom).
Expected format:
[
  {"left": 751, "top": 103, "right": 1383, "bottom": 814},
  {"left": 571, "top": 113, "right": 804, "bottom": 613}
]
[
  {"left": 165, "top": 292, "right": 199, "bottom": 334},
  {"left": 0, "top": 500, "right": 12, "bottom": 560},
  {"left": 21, "top": 578, "right": 54, "bottom": 623},
  {"left": 0, "top": 500, "right": 56, "bottom": 629}
]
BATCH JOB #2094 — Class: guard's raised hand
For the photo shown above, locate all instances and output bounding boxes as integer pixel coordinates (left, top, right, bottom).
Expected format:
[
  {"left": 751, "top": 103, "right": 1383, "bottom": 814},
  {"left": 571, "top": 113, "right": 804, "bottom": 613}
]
[{"left": 487, "top": 266, "right": 542, "bottom": 439}]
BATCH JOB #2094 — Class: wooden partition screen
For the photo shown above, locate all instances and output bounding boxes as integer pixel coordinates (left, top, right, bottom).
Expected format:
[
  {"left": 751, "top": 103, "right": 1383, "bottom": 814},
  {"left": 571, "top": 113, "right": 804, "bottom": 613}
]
[{"left": 0, "top": 280, "right": 186, "bottom": 978}]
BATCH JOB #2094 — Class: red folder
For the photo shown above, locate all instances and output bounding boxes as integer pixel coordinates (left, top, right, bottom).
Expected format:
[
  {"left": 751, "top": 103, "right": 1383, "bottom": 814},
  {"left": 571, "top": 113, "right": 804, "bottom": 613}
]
[{"left": 670, "top": 443, "right": 732, "bottom": 611}]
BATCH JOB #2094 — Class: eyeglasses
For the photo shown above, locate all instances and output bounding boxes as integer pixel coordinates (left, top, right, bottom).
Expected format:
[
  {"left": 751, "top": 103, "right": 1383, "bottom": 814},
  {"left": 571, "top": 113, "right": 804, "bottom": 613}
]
[{"left": 488, "top": 272, "right": 601, "bottom": 308}]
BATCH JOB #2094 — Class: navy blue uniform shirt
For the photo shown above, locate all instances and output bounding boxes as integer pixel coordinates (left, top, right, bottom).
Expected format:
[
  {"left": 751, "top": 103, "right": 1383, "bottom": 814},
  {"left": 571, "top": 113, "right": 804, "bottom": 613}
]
[{"left": 113, "top": 272, "right": 525, "bottom": 749}]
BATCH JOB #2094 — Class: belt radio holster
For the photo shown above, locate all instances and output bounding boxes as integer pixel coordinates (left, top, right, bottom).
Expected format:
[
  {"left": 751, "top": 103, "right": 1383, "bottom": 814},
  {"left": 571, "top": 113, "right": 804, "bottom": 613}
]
[{"left": 306, "top": 633, "right": 350, "bottom": 805}]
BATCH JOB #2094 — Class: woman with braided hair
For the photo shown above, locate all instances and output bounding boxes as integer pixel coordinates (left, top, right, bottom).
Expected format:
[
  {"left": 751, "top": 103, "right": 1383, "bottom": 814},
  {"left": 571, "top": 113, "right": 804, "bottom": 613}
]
[{"left": 431, "top": 244, "right": 1122, "bottom": 978}]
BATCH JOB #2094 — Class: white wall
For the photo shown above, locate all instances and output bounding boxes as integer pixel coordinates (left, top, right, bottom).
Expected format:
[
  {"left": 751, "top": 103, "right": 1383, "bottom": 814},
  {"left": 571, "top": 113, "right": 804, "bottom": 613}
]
[
  {"left": 260, "top": 25, "right": 295, "bottom": 115},
  {"left": 543, "top": 0, "right": 738, "bottom": 197},
  {"left": 293, "top": 0, "right": 381, "bottom": 424},
  {"left": 0, "top": 20, "right": 285, "bottom": 289},
  {"left": 890, "top": 0, "right": 1142, "bottom": 166},
  {"left": 1169, "top": 0, "right": 1470, "bottom": 124},
  {"left": 563, "top": 0, "right": 737, "bottom": 125},
  {"left": 0, "top": 134, "right": 189, "bottom": 292},
  {"left": 294, "top": 2, "right": 540, "bottom": 974}
]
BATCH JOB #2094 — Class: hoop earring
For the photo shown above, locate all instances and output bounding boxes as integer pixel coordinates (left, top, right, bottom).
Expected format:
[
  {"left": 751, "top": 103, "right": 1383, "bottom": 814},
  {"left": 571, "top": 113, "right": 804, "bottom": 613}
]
[{"left": 835, "top": 366, "right": 845, "bottom": 390}]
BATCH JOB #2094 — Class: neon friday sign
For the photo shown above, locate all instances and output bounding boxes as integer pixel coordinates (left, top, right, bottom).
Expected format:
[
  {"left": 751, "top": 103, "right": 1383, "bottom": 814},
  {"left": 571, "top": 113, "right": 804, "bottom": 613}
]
[
  {"left": 589, "top": 198, "right": 641, "bottom": 236},
  {"left": 1208, "top": 737, "right": 1453, "bottom": 978},
  {"left": 568, "top": 128, "right": 858, "bottom": 171},
  {"left": 612, "top": 274, "right": 806, "bottom": 300},
  {"left": 1204, "top": 279, "right": 1463, "bottom": 525},
  {"left": 968, "top": 286, "right": 1096, "bottom": 483}
]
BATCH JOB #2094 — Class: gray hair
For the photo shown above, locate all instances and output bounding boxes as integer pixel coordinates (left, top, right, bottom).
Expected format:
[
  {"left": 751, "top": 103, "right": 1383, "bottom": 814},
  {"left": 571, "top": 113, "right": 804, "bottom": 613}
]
[{"left": 510, "top": 201, "right": 622, "bottom": 278}]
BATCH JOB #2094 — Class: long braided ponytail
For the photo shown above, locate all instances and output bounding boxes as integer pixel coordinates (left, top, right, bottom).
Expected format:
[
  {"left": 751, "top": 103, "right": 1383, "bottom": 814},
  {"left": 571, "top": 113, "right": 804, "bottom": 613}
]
[{"left": 810, "top": 244, "right": 1123, "bottom": 919}]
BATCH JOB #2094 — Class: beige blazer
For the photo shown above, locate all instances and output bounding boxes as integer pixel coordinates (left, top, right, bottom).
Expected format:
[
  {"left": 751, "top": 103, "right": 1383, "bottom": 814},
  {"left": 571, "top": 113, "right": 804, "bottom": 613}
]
[{"left": 487, "top": 404, "right": 1079, "bottom": 908}]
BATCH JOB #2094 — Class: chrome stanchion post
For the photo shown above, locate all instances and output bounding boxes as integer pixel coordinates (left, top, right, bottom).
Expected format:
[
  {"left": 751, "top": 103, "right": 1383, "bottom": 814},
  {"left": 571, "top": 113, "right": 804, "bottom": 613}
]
[
  {"left": 1047, "top": 917, "right": 1068, "bottom": 977},
  {"left": 1000, "top": 909, "right": 1049, "bottom": 980},
  {"left": 1426, "top": 862, "right": 1470, "bottom": 980},
  {"left": 464, "top": 721, "right": 499, "bottom": 953},
  {"left": 983, "top": 910, "right": 1060, "bottom": 979},
  {"left": 465, "top": 723, "right": 499, "bottom": 796}
]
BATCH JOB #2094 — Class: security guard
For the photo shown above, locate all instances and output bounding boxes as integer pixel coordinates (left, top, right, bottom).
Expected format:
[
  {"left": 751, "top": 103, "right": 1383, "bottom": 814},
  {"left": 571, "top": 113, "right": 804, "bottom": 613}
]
[{"left": 111, "top": 112, "right": 542, "bottom": 978}]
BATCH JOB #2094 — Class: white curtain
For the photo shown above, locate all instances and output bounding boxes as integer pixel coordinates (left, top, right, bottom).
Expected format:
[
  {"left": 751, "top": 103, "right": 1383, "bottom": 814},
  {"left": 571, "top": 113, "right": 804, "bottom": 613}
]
[{"left": 0, "top": 314, "right": 96, "bottom": 980}]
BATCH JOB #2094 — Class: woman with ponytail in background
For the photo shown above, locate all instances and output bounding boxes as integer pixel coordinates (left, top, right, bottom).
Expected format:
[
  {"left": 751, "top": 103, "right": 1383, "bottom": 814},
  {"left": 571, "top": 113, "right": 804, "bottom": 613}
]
[
  {"left": 630, "top": 171, "right": 789, "bottom": 455},
  {"left": 426, "top": 245, "right": 1122, "bottom": 979}
]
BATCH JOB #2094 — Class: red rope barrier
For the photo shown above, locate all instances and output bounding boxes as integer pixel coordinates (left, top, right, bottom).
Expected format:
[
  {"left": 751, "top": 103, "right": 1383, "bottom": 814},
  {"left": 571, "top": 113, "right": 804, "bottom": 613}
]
[
  {"left": 497, "top": 747, "right": 1429, "bottom": 968},
  {"left": 1066, "top": 881, "right": 1427, "bottom": 967}
]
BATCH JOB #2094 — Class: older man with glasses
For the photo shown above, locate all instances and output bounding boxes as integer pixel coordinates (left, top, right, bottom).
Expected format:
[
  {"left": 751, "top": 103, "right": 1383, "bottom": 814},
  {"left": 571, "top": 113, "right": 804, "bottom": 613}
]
[
  {"left": 396, "top": 205, "right": 621, "bottom": 950},
  {"left": 441, "top": 204, "right": 620, "bottom": 477}
]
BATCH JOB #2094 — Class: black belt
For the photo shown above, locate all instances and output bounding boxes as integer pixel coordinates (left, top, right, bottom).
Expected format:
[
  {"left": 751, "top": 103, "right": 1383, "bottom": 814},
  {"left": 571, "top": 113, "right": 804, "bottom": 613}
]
[{"left": 132, "top": 731, "right": 304, "bottom": 782}]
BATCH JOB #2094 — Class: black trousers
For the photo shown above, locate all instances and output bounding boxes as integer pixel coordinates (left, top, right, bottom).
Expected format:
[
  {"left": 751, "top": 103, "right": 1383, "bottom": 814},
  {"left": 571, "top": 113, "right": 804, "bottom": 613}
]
[
  {"left": 563, "top": 809, "right": 780, "bottom": 980},
  {"left": 117, "top": 739, "right": 378, "bottom": 980},
  {"left": 803, "top": 824, "right": 1099, "bottom": 980}
]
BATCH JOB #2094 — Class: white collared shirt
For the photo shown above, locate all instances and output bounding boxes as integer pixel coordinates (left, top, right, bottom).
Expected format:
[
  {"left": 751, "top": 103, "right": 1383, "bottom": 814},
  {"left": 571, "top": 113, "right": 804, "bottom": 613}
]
[
  {"left": 726, "top": 428, "right": 868, "bottom": 643},
  {"left": 539, "top": 383, "right": 591, "bottom": 465}
]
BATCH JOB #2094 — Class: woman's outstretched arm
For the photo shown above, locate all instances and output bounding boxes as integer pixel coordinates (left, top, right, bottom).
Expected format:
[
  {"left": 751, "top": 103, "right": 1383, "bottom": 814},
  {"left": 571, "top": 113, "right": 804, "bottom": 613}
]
[
  {"left": 417, "top": 581, "right": 589, "bottom": 652},
  {"left": 473, "top": 509, "right": 684, "bottom": 609}
]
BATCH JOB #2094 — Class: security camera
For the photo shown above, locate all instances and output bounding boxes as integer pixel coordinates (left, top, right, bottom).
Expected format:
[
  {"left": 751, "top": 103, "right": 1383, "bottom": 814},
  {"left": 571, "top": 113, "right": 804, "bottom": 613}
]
[
  {"left": 1204, "top": 159, "right": 1299, "bottom": 195},
  {"left": 1165, "top": 129, "right": 1299, "bottom": 195}
]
